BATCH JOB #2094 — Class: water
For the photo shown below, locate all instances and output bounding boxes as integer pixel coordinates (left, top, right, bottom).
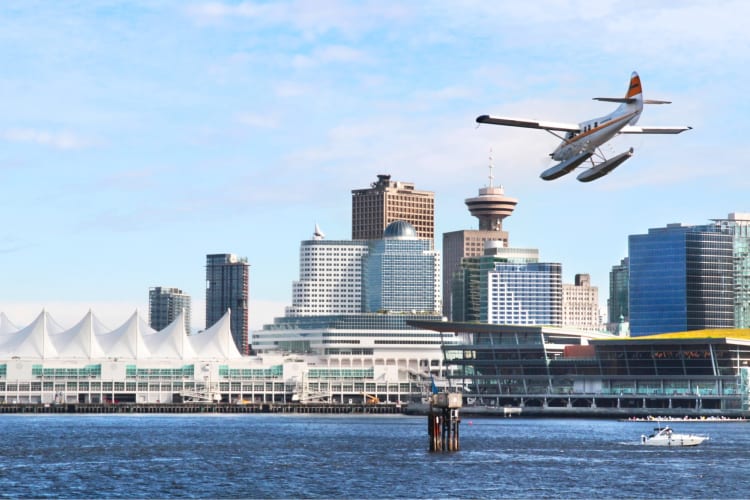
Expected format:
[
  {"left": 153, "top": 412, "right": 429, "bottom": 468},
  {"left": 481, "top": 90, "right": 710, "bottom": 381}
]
[{"left": 0, "top": 414, "right": 747, "bottom": 499}]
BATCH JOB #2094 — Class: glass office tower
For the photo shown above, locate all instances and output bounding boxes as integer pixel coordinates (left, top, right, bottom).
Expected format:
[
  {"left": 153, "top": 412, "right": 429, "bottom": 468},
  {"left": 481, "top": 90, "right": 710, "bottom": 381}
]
[
  {"left": 483, "top": 262, "right": 562, "bottom": 326},
  {"left": 629, "top": 224, "right": 734, "bottom": 336},
  {"left": 148, "top": 286, "right": 191, "bottom": 332},
  {"left": 362, "top": 221, "right": 441, "bottom": 314},
  {"left": 608, "top": 257, "right": 629, "bottom": 324},
  {"left": 206, "top": 253, "right": 250, "bottom": 354}
]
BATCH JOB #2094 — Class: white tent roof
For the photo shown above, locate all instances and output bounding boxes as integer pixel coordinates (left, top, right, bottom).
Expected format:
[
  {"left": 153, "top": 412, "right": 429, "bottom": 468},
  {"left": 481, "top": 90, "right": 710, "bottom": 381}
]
[
  {"left": 50, "top": 310, "right": 111, "bottom": 359},
  {"left": 95, "top": 311, "right": 153, "bottom": 360},
  {"left": 143, "top": 311, "right": 196, "bottom": 359},
  {"left": 0, "top": 309, "right": 242, "bottom": 361},
  {"left": 189, "top": 311, "right": 242, "bottom": 359},
  {"left": 0, "top": 313, "right": 18, "bottom": 335},
  {"left": 0, "top": 310, "right": 60, "bottom": 359}
]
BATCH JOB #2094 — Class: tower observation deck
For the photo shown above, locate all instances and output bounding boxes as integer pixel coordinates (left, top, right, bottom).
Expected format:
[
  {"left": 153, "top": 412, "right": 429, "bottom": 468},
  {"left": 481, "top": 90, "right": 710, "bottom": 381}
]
[{"left": 464, "top": 154, "right": 517, "bottom": 231}]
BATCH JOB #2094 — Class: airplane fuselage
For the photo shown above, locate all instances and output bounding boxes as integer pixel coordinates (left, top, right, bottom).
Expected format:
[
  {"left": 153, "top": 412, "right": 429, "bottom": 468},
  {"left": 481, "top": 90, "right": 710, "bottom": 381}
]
[{"left": 550, "top": 109, "right": 640, "bottom": 161}]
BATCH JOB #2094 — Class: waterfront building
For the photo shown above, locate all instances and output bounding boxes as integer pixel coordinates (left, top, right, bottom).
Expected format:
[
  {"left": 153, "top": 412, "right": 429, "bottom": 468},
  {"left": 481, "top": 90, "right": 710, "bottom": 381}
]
[
  {"left": 442, "top": 159, "right": 517, "bottom": 319},
  {"left": 0, "top": 309, "right": 249, "bottom": 404},
  {"left": 629, "top": 223, "right": 734, "bottom": 336},
  {"left": 148, "top": 286, "right": 191, "bottom": 333},
  {"left": 607, "top": 257, "right": 629, "bottom": 331},
  {"left": 351, "top": 174, "right": 434, "bottom": 242},
  {"left": 362, "top": 221, "right": 441, "bottom": 314},
  {"left": 3, "top": 308, "right": 750, "bottom": 413},
  {"left": 206, "top": 253, "right": 250, "bottom": 354},
  {"left": 253, "top": 312, "right": 458, "bottom": 401},
  {"left": 0, "top": 309, "right": 454, "bottom": 406},
  {"left": 411, "top": 319, "right": 750, "bottom": 413},
  {"left": 285, "top": 225, "right": 368, "bottom": 317},
  {"left": 562, "top": 274, "right": 601, "bottom": 331}
]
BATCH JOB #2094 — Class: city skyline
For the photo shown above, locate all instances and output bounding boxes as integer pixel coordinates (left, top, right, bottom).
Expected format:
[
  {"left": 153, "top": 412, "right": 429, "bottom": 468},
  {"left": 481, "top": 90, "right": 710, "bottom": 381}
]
[{"left": 1, "top": 2, "right": 748, "bottom": 331}]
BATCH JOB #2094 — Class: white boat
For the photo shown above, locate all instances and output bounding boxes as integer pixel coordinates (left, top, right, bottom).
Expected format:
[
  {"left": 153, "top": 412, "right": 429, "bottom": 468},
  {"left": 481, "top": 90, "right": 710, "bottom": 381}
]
[{"left": 641, "top": 425, "right": 709, "bottom": 447}]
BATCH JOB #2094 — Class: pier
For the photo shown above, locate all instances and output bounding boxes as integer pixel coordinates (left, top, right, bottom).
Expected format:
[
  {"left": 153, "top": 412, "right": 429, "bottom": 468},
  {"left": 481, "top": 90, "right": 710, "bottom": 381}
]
[{"left": 0, "top": 402, "right": 407, "bottom": 415}]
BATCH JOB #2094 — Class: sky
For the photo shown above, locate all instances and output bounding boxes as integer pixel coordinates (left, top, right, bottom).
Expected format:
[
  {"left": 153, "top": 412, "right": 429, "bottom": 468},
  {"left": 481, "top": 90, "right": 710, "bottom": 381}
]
[{"left": 1, "top": 0, "right": 748, "bottom": 332}]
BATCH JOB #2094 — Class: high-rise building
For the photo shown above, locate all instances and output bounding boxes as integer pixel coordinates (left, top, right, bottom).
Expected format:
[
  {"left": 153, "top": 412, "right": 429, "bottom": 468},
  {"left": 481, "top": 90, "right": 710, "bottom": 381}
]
[
  {"left": 148, "top": 286, "right": 191, "bottom": 332},
  {"left": 452, "top": 243, "right": 553, "bottom": 324},
  {"left": 351, "top": 174, "right": 434, "bottom": 242},
  {"left": 608, "top": 257, "right": 629, "bottom": 328},
  {"left": 285, "top": 224, "right": 368, "bottom": 317},
  {"left": 442, "top": 159, "right": 517, "bottom": 319},
  {"left": 562, "top": 274, "right": 600, "bottom": 331},
  {"left": 453, "top": 244, "right": 539, "bottom": 322},
  {"left": 206, "top": 253, "right": 250, "bottom": 354},
  {"left": 629, "top": 223, "right": 734, "bottom": 336},
  {"left": 712, "top": 213, "right": 750, "bottom": 328},
  {"left": 362, "top": 221, "right": 441, "bottom": 314},
  {"left": 485, "top": 261, "right": 562, "bottom": 326}
]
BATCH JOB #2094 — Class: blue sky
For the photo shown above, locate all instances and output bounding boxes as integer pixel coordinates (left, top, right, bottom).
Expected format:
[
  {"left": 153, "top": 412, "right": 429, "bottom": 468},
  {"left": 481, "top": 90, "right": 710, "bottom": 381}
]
[{"left": 1, "top": 1, "right": 748, "bottom": 331}]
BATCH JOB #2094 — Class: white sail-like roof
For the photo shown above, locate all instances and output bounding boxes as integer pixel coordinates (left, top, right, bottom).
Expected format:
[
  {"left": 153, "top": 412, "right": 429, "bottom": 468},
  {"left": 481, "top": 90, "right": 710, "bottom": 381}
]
[
  {"left": 189, "top": 310, "right": 242, "bottom": 359},
  {"left": 0, "top": 310, "right": 59, "bottom": 359},
  {"left": 0, "top": 309, "right": 244, "bottom": 361},
  {"left": 50, "top": 310, "right": 110, "bottom": 359},
  {"left": 143, "top": 311, "right": 196, "bottom": 359},
  {"left": 0, "top": 313, "right": 18, "bottom": 335},
  {"left": 96, "top": 311, "right": 153, "bottom": 360}
]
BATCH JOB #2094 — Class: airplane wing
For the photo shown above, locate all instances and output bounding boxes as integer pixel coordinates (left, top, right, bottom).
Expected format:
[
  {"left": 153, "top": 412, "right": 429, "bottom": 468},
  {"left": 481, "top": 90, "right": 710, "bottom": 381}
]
[
  {"left": 476, "top": 115, "right": 580, "bottom": 132},
  {"left": 620, "top": 125, "right": 692, "bottom": 134}
]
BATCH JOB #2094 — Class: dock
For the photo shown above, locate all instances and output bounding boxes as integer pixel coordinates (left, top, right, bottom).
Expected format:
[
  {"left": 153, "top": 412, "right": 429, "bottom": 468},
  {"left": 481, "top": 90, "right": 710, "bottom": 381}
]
[{"left": 0, "top": 402, "right": 407, "bottom": 414}]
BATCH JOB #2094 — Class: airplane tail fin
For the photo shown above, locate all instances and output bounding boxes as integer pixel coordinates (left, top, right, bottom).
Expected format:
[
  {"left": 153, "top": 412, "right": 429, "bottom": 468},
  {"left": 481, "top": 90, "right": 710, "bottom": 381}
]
[
  {"left": 626, "top": 71, "right": 642, "bottom": 99},
  {"left": 621, "top": 71, "right": 644, "bottom": 125},
  {"left": 592, "top": 71, "right": 643, "bottom": 108}
]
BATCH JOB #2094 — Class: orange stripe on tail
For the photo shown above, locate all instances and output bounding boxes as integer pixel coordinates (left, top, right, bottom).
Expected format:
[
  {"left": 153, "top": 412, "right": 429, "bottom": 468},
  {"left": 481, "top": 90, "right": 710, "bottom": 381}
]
[{"left": 626, "top": 72, "right": 642, "bottom": 98}]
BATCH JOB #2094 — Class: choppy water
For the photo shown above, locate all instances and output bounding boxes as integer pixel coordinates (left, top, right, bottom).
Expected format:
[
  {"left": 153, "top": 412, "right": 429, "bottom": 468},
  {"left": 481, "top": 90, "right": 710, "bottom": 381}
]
[{"left": 0, "top": 414, "right": 747, "bottom": 499}]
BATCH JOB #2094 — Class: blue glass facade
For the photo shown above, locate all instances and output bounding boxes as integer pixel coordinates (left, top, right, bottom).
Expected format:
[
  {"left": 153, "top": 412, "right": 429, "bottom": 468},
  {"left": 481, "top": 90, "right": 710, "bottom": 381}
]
[
  {"left": 482, "top": 262, "right": 562, "bottom": 326},
  {"left": 629, "top": 225, "right": 734, "bottom": 336},
  {"left": 362, "top": 238, "right": 439, "bottom": 313}
]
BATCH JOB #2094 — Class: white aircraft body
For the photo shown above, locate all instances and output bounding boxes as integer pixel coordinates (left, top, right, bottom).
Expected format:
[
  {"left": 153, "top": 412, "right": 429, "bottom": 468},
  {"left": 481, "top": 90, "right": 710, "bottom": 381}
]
[{"left": 476, "top": 72, "right": 691, "bottom": 182}]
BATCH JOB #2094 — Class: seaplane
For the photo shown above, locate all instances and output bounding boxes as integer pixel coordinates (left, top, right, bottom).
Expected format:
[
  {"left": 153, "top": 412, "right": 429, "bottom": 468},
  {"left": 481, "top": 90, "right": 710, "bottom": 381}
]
[{"left": 476, "top": 72, "right": 692, "bottom": 182}]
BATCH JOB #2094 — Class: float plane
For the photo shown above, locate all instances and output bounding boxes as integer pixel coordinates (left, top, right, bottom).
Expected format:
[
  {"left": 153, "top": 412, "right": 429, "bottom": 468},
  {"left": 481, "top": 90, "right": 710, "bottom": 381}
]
[{"left": 476, "top": 72, "right": 691, "bottom": 182}]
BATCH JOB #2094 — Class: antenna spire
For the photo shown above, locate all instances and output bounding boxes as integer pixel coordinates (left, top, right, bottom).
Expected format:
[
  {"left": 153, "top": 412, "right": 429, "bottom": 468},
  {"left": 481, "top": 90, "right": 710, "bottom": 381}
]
[{"left": 488, "top": 148, "right": 495, "bottom": 188}]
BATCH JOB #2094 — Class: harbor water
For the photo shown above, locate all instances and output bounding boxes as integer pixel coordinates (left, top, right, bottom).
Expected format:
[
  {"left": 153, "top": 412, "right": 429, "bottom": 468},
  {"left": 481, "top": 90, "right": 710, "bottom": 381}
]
[{"left": 0, "top": 414, "right": 748, "bottom": 499}]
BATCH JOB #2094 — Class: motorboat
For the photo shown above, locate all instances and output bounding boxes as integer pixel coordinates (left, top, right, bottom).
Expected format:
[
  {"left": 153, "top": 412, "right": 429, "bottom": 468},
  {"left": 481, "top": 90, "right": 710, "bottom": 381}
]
[{"left": 641, "top": 426, "right": 709, "bottom": 447}]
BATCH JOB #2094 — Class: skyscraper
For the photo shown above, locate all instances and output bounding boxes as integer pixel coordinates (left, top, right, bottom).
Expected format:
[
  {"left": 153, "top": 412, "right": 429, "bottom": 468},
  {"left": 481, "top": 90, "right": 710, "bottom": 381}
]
[
  {"left": 206, "top": 253, "right": 250, "bottom": 354},
  {"left": 452, "top": 243, "right": 542, "bottom": 323},
  {"left": 484, "top": 261, "right": 562, "bottom": 326},
  {"left": 351, "top": 174, "right": 434, "bottom": 242},
  {"left": 629, "top": 223, "right": 734, "bottom": 336},
  {"left": 285, "top": 224, "right": 368, "bottom": 317},
  {"left": 712, "top": 213, "right": 750, "bottom": 328},
  {"left": 148, "top": 286, "right": 191, "bottom": 332},
  {"left": 562, "top": 274, "right": 600, "bottom": 331},
  {"left": 362, "top": 221, "right": 441, "bottom": 314},
  {"left": 608, "top": 257, "right": 629, "bottom": 327},
  {"left": 442, "top": 158, "right": 517, "bottom": 319}
]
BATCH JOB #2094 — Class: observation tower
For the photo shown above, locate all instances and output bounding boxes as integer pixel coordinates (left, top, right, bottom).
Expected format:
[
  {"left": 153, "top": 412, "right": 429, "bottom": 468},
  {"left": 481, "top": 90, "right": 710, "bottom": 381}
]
[{"left": 464, "top": 152, "right": 517, "bottom": 231}]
